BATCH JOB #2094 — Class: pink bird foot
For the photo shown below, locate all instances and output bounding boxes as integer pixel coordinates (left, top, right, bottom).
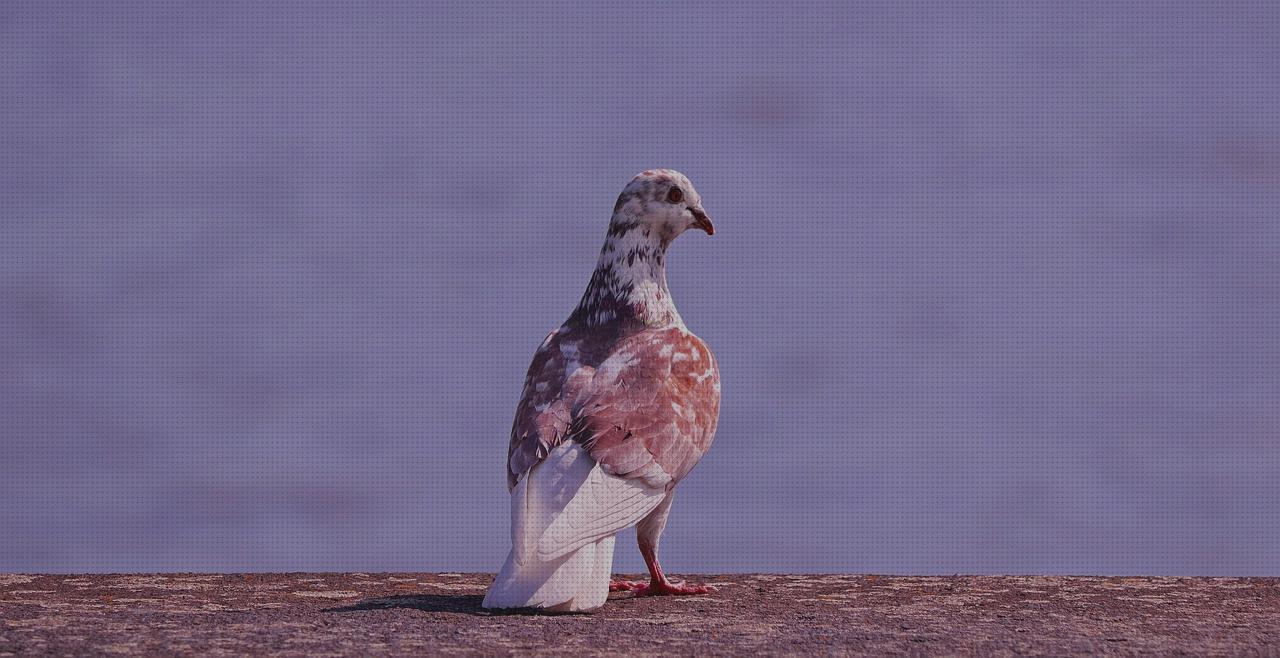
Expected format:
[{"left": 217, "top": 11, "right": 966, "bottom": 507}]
[
  {"left": 609, "top": 579, "right": 646, "bottom": 592},
  {"left": 628, "top": 579, "right": 717, "bottom": 597}
]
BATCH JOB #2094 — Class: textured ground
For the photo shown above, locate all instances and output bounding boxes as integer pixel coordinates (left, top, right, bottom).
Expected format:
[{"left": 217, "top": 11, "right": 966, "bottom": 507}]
[{"left": 1, "top": 573, "right": 1277, "bottom": 656}]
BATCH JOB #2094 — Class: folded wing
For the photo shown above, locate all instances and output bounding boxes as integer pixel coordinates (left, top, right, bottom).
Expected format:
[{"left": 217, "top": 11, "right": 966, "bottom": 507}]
[
  {"left": 514, "top": 441, "right": 667, "bottom": 565},
  {"left": 504, "top": 327, "right": 720, "bottom": 556},
  {"left": 574, "top": 328, "right": 721, "bottom": 489}
]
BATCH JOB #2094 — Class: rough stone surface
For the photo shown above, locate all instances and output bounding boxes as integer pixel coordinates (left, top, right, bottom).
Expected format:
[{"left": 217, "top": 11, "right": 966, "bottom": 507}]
[{"left": 1, "top": 573, "right": 1277, "bottom": 656}]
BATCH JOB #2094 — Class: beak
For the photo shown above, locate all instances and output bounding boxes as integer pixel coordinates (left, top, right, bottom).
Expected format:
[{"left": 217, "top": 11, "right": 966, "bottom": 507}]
[{"left": 689, "top": 206, "right": 715, "bottom": 236}]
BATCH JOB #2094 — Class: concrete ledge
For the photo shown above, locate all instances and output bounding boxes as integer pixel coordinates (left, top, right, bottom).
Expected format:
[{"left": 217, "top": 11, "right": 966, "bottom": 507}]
[{"left": 1, "top": 573, "right": 1277, "bottom": 656}]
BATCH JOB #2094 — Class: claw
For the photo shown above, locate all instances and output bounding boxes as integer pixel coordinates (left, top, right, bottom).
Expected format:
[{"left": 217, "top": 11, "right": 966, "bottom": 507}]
[{"left": 629, "top": 580, "right": 717, "bottom": 597}]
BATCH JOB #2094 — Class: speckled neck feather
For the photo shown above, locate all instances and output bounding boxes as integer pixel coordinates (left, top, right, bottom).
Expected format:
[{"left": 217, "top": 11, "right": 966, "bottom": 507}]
[{"left": 568, "top": 221, "right": 682, "bottom": 330}]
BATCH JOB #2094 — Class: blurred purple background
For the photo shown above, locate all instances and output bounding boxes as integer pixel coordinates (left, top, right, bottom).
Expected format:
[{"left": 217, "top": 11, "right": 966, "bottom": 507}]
[{"left": 3, "top": 1, "right": 1279, "bottom": 575}]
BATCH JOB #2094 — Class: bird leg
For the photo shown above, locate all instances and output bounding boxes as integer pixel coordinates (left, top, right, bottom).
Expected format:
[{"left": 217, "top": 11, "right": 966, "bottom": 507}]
[
  {"left": 626, "top": 543, "right": 716, "bottom": 596},
  {"left": 624, "top": 491, "right": 716, "bottom": 593},
  {"left": 611, "top": 491, "right": 715, "bottom": 596}
]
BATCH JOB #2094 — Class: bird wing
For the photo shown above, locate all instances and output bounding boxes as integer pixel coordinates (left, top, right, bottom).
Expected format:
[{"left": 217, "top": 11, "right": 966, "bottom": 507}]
[
  {"left": 504, "top": 327, "right": 719, "bottom": 561},
  {"left": 504, "top": 325, "right": 721, "bottom": 479},
  {"left": 505, "top": 329, "right": 593, "bottom": 490},
  {"left": 512, "top": 441, "right": 668, "bottom": 563},
  {"left": 572, "top": 328, "right": 721, "bottom": 490}
]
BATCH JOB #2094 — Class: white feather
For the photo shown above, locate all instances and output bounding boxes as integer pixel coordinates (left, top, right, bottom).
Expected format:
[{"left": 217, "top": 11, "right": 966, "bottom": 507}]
[{"left": 482, "top": 441, "right": 666, "bottom": 612}]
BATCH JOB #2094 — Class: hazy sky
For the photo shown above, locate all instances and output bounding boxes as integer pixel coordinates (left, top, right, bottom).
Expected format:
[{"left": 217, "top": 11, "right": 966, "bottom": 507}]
[{"left": 3, "top": 0, "right": 1279, "bottom": 575}]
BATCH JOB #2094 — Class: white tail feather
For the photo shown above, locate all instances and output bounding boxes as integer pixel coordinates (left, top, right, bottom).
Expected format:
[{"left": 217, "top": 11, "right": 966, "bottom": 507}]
[
  {"left": 482, "top": 535, "right": 615, "bottom": 612},
  {"left": 483, "top": 442, "right": 664, "bottom": 612}
]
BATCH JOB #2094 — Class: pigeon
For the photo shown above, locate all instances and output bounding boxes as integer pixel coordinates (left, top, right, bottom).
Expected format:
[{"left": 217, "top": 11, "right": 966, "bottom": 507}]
[{"left": 482, "top": 169, "right": 721, "bottom": 613}]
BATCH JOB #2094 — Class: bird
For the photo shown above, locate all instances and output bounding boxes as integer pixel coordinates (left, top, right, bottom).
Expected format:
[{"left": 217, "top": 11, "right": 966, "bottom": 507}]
[{"left": 482, "top": 169, "right": 721, "bottom": 613}]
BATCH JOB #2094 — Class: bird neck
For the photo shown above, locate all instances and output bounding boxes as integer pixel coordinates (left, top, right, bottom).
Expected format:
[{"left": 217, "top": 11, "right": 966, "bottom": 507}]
[{"left": 569, "top": 221, "right": 684, "bottom": 330}]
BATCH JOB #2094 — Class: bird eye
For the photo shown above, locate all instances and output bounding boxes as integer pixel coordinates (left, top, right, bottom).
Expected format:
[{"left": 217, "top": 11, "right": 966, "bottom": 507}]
[{"left": 666, "top": 187, "right": 684, "bottom": 203}]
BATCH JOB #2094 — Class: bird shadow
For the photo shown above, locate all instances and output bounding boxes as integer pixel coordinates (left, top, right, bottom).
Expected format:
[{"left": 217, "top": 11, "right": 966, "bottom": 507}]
[
  {"left": 323, "top": 594, "right": 488, "bottom": 616},
  {"left": 322, "top": 594, "right": 589, "bottom": 617}
]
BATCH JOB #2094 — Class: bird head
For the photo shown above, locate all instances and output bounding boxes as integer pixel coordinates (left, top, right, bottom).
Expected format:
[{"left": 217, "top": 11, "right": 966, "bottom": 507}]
[{"left": 610, "top": 169, "right": 714, "bottom": 240}]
